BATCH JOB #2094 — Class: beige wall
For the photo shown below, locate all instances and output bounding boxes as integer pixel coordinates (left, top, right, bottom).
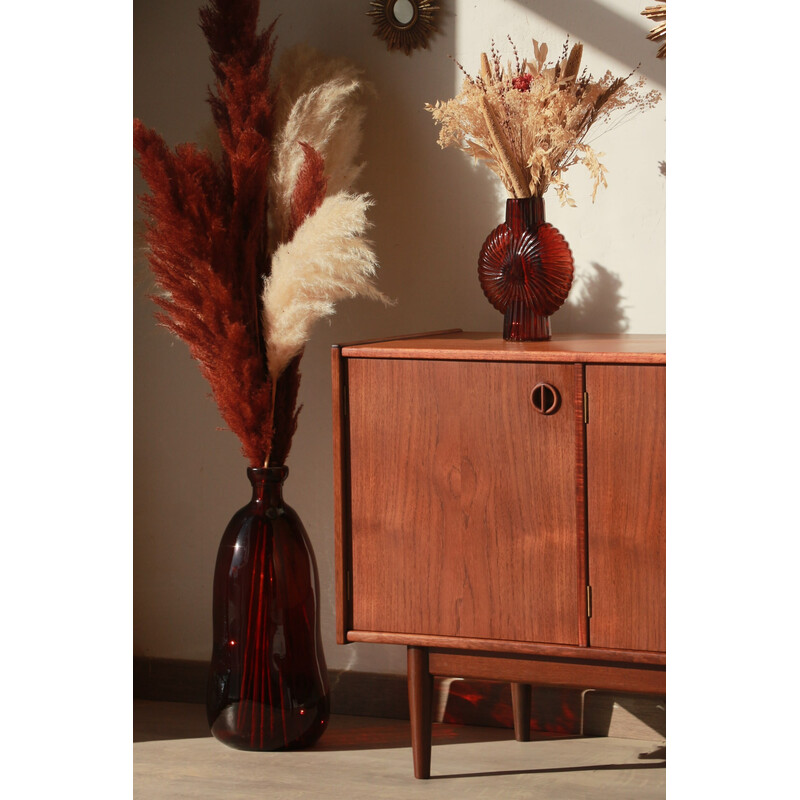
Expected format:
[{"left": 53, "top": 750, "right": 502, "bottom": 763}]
[{"left": 133, "top": 0, "right": 665, "bottom": 676}]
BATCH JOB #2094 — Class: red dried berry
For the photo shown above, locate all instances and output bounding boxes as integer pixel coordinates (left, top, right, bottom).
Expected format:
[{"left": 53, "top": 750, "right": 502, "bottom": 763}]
[{"left": 512, "top": 73, "right": 533, "bottom": 91}]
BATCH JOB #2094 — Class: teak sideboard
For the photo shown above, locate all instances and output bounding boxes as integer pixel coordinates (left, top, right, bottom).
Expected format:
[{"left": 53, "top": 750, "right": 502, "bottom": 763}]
[{"left": 331, "top": 331, "right": 666, "bottom": 778}]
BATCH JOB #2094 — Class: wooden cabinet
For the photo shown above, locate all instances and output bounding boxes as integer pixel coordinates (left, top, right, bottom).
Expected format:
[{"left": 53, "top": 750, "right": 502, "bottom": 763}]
[
  {"left": 585, "top": 364, "right": 666, "bottom": 653},
  {"left": 332, "top": 331, "right": 665, "bottom": 778}
]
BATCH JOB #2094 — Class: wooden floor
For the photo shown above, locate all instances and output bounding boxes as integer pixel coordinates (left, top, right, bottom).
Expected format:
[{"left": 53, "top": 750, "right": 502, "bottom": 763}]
[{"left": 133, "top": 700, "right": 666, "bottom": 799}]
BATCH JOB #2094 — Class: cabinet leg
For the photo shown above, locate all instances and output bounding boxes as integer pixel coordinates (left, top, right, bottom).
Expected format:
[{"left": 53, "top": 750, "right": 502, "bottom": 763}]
[
  {"left": 407, "top": 646, "right": 433, "bottom": 779},
  {"left": 511, "top": 682, "right": 532, "bottom": 742}
]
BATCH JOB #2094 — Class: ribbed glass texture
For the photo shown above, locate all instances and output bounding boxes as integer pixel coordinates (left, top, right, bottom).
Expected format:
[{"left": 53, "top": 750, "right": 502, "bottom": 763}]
[{"left": 478, "top": 197, "right": 575, "bottom": 341}]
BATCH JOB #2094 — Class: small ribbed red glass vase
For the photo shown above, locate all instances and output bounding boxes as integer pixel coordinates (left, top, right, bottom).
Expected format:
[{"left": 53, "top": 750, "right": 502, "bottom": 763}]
[
  {"left": 206, "top": 466, "right": 329, "bottom": 750},
  {"left": 478, "top": 197, "right": 575, "bottom": 341}
]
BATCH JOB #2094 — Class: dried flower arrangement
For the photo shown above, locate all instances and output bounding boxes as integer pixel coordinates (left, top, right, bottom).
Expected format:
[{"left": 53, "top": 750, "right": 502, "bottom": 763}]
[
  {"left": 425, "top": 38, "right": 661, "bottom": 206},
  {"left": 134, "top": 0, "right": 390, "bottom": 469}
]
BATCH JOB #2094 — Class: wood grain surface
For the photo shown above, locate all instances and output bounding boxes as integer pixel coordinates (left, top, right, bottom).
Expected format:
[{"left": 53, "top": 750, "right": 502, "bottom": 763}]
[
  {"left": 585, "top": 364, "right": 666, "bottom": 652},
  {"left": 341, "top": 332, "right": 666, "bottom": 364},
  {"left": 330, "top": 345, "right": 350, "bottom": 644},
  {"left": 344, "top": 630, "right": 666, "bottom": 666},
  {"left": 346, "top": 358, "right": 582, "bottom": 646},
  {"left": 427, "top": 650, "right": 665, "bottom": 695}
]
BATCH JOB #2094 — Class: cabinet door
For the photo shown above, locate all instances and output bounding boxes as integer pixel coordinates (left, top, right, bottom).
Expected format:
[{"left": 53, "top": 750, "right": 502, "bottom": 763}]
[
  {"left": 346, "top": 358, "right": 582, "bottom": 646},
  {"left": 586, "top": 365, "right": 666, "bottom": 652}
]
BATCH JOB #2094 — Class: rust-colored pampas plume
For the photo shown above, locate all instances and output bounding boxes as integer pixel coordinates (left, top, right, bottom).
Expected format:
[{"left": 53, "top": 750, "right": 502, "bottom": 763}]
[
  {"left": 134, "top": 0, "right": 276, "bottom": 466},
  {"left": 134, "top": 121, "right": 274, "bottom": 467}
]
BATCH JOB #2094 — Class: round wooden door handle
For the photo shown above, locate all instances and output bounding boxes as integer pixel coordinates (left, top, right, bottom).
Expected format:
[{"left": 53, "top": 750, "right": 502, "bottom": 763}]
[{"left": 531, "top": 383, "right": 560, "bottom": 415}]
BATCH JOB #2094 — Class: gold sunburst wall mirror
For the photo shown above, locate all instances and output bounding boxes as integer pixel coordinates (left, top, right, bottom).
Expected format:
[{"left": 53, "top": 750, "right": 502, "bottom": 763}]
[
  {"left": 642, "top": 2, "right": 666, "bottom": 59},
  {"left": 368, "top": 0, "right": 440, "bottom": 55}
]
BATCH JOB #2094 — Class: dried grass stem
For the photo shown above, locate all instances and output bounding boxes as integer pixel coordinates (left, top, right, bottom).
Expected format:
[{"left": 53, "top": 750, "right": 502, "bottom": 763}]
[{"left": 478, "top": 95, "right": 530, "bottom": 198}]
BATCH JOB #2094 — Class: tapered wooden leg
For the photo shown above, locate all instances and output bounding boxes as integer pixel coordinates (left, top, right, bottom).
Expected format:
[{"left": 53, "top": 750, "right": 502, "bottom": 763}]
[
  {"left": 407, "top": 646, "right": 433, "bottom": 779},
  {"left": 511, "top": 682, "right": 532, "bottom": 742}
]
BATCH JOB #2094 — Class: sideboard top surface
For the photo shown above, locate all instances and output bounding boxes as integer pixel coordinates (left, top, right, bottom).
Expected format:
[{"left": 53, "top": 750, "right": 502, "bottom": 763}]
[{"left": 338, "top": 331, "right": 666, "bottom": 365}]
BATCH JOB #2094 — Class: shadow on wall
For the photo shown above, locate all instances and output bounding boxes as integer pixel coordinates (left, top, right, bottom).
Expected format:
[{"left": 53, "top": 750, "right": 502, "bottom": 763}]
[
  {"left": 553, "top": 262, "right": 629, "bottom": 334},
  {"left": 351, "top": 27, "right": 505, "bottom": 338},
  {"left": 513, "top": 0, "right": 666, "bottom": 89}
]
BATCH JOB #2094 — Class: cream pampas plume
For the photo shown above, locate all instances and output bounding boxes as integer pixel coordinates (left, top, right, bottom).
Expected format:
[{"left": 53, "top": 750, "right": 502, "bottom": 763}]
[
  {"left": 262, "top": 191, "right": 392, "bottom": 383},
  {"left": 272, "top": 44, "right": 364, "bottom": 132},
  {"left": 271, "top": 47, "right": 369, "bottom": 244},
  {"left": 262, "top": 45, "right": 390, "bottom": 466}
]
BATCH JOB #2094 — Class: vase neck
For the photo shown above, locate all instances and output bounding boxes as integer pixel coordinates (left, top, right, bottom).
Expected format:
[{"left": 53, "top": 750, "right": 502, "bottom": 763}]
[
  {"left": 506, "top": 196, "right": 545, "bottom": 230},
  {"left": 247, "top": 466, "right": 288, "bottom": 506}
]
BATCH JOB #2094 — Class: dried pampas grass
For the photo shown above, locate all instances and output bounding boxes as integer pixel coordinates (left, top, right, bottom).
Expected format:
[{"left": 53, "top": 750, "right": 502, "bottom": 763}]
[
  {"left": 259, "top": 43, "right": 389, "bottom": 464},
  {"left": 270, "top": 46, "right": 370, "bottom": 244},
  {"left": 134, "top": 2, "right": 278, "bottom": 466},
  {"left": 135, "top": 4, "right": 390, "bottom": 468},
  {"left": 272, "top": 43, "right": 364, "bottom": 132},
  {"left": 262, "top": 191, "right": 392, "bottom": 382}
]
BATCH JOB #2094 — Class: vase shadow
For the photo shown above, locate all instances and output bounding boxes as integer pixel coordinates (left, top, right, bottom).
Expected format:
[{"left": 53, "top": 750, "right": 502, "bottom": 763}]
[{"left": 552, "top": 262, "right": 629, "bottom": 335}]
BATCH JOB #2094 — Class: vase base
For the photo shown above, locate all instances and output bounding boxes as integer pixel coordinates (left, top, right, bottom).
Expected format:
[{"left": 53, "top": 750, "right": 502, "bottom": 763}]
[
  {"left": 209, "top": 699, "right": 329, "bottom": 751},
  {"left": 503, "top": 307, "right": 551, "bottom": 341}
]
